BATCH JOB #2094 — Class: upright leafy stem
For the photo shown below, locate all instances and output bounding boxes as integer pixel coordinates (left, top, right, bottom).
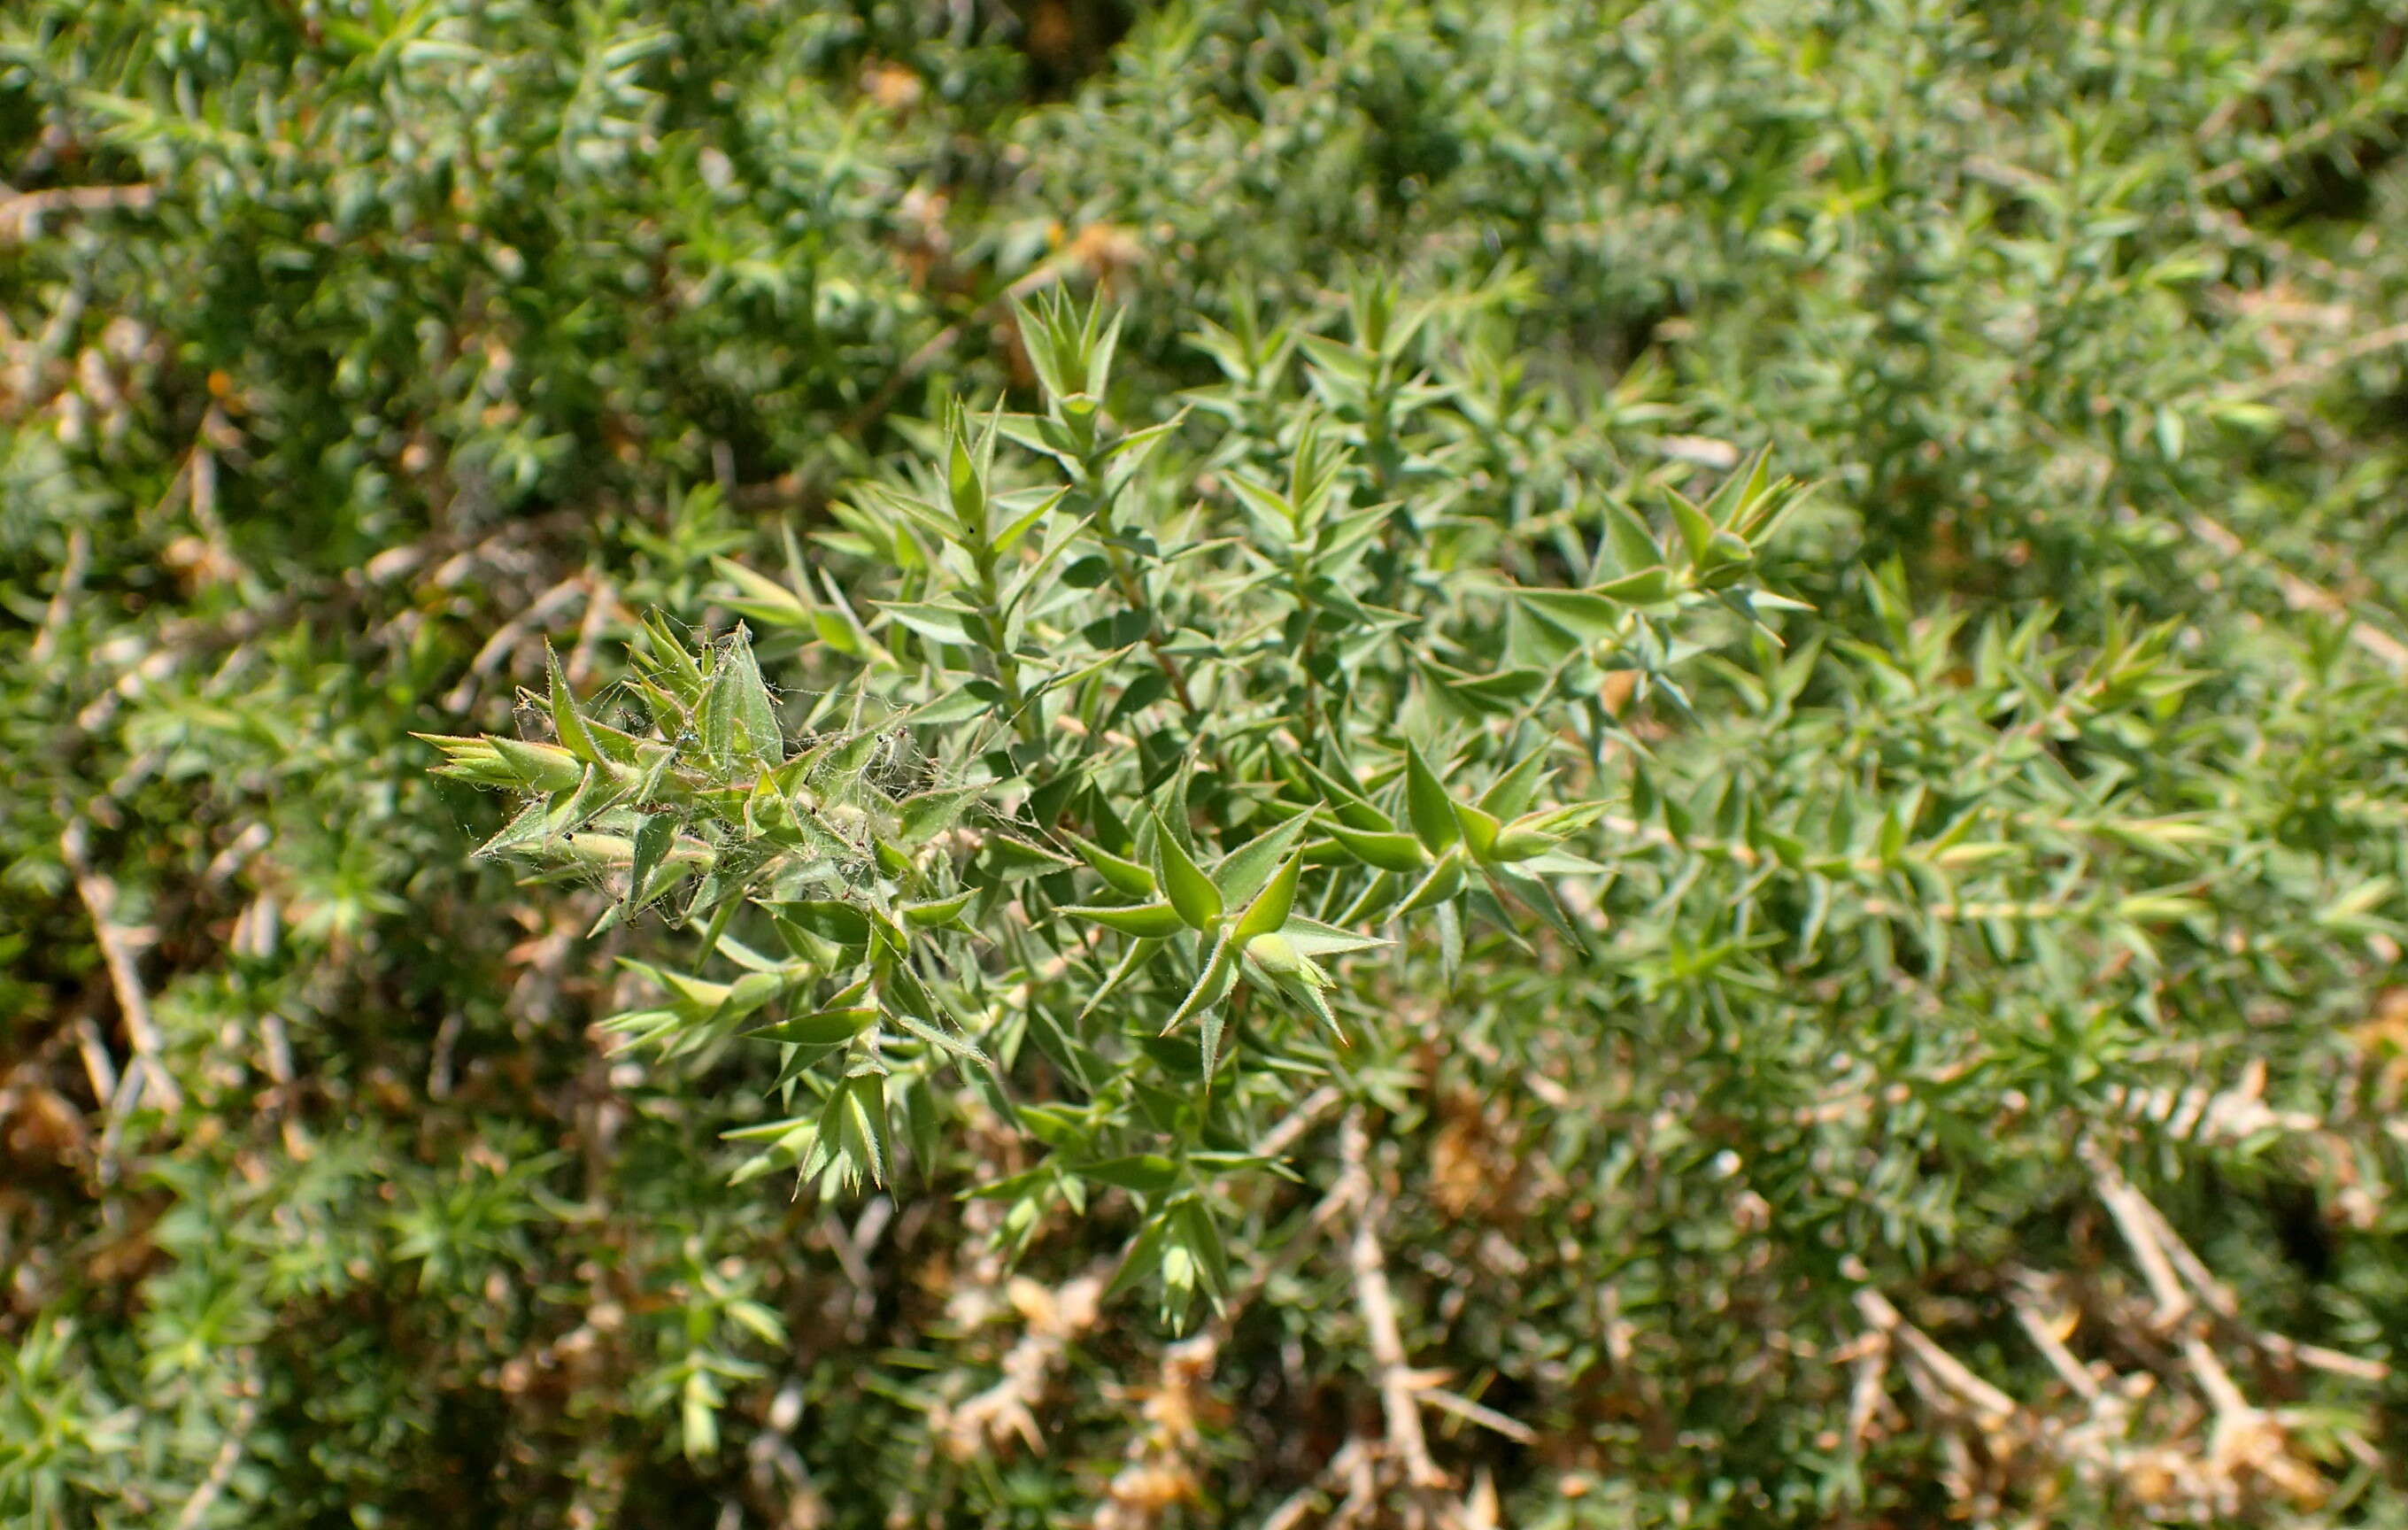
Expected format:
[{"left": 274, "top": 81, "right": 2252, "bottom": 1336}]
[{"left": 427, "top": 294, "right": 1799, "bottom": 1318}]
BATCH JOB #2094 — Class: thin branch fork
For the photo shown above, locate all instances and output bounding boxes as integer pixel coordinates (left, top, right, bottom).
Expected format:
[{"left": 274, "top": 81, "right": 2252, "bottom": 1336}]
[
  {"left": 1339, "top": 1110, "right": 1450, "bottom": 1493},
  {"left": 1844, "top": 1327, "right": 1895, "bottom": 1451},
  {"left": 2089, "top": 1161, "right": 2194, "bottom": 1333},
  {"left": 1254, "top": 1106, "right": 1545, "bottom": 1528},
  {"left": 2087, "top": 1149, "right": 2390, "bottom": 1385},
  {"left": 2183, "top": 511, "right": 2408, "bottom": 676},
  {"left": 1260, "top": 1438, "right": 1378, "bottom": 1530},
  {"left": 1417, "top": 1386, "right": 1537, "bottom": 1446},
  {"left": 59, "top": 815, "right": 182, "bottom": 1117},
  {"left": 2009, "top": 1274, "right": 2103, "bottom": 1404},
  {"left": 1852, "top": 1288, "right": 2019, "bottom": 1424},
  {"left": 170, "top": 1356, "right": 260, "bottom": 1530},
  {"left": 1860, "top": 1167, "right": 2389, "bottom": 1520}
]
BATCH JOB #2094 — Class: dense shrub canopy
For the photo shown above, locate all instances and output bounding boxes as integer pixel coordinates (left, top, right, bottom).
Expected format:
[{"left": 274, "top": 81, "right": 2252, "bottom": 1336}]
[{"left": 4, "top": 2, "right": 2408, "bottom": 1526}]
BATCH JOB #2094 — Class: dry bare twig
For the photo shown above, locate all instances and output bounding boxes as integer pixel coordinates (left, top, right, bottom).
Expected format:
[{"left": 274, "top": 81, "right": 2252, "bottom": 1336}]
[
  {"left": 0, "top": 182, "right": 158, "bottom": 242},
  {"left": 1340, "top": 1111, "right": 1449, "bottom": 1494},
  {"left": 59, "top": 815, "right": 182, "bottom": 1118},
  {"left": 2183, "top": 512, "right": 2408, "bottom": 676},
  {"left": 170, "top": 1372, "right": 261, "bottom": 1530}
]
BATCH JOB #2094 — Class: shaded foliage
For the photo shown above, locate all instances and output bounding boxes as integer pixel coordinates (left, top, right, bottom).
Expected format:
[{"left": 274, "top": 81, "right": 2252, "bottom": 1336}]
[{"left": 4, "top": 2, "right": 2408, "bottom": 1527}]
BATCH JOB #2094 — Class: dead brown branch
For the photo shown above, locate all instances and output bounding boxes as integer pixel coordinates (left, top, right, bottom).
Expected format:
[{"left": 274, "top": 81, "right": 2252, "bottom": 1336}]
[
  {"left": 0, "top": 182, "right": 158, "bottom": 243},
  {"left": 2184, "top": 512, "right": 2408, "bottom": 675},
  {"left": 170, "top": 1370, "right": 260, "bottom": 1530},
  {"left": 930, "top": 1261, "right": 1111, "bottom": 1460},
  {"left": 59, "top": 816, "right": 181, "bottom": 1120},
  {"left": 1341, "top": 1111, "right": 1449, "bottom": 1494}
]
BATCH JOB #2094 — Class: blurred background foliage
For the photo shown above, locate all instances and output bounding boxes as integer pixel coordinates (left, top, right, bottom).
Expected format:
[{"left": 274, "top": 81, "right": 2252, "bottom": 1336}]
[{"left": 4, "top": 0, "right": 2408, "bottom": 1526}]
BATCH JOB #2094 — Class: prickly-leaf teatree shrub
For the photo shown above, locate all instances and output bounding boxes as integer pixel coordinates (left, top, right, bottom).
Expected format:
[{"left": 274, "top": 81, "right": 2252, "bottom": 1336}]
[
  {"left": 427, "top": 289, "right": 1808, "bottom": 1325},
  {"left": 11, "top": 1, "right": 2408, "bottom": 1526}
]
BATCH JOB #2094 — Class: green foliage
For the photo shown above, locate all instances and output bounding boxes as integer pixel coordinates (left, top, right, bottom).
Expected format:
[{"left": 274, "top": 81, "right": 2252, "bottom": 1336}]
[
  {"left": 432, "top": 285, "right": 1762, "bottom": 1310},
  {"left": 6, "top": 2, "right": 2408, "bottom": 1527}
]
